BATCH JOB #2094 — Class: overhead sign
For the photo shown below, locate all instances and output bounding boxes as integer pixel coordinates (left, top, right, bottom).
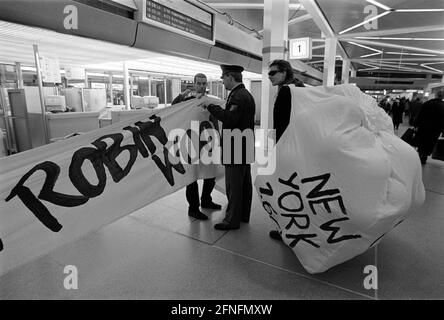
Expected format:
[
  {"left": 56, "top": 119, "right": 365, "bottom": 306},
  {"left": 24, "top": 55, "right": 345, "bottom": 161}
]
[
  {"left": 39, "top": 56, "right": 61, "bottom": 83},
  {"left": 289, "top": 37, "right": 312, "bottom": 60},
  {"left": 135, "top": 0, "right": 215, "bottom": 45}
]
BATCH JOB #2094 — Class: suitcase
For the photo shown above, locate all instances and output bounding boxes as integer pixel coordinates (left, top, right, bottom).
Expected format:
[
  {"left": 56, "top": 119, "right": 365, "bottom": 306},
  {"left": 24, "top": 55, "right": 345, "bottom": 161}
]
[{"left": 401, "top": 128, "right": 417, "bottom": 147}]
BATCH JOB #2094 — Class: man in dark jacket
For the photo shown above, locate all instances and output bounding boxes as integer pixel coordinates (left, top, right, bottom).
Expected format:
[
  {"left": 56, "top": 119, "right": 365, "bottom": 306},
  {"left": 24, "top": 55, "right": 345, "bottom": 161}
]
[
  {"left": 409, "top": 97, "right": 422, "bottom": 126},
  {"left": 415, "top": 90, "right": 444, "bottom": 164},
  {"left": 200, "top": 65, "right": 256, "bottom": 230},
  {"left": 172, "top": 73, "right": 221, "bottom": 220}
]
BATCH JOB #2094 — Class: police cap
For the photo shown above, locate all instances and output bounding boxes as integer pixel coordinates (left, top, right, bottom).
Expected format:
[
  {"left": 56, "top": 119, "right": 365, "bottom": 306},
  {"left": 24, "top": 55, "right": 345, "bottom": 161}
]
[{"left": 220, "top": 64, "right": 244, "bottom": 74}]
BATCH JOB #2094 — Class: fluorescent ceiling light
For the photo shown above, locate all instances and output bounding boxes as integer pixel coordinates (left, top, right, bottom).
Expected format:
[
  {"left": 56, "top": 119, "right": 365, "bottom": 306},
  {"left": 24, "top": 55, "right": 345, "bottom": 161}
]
[
  {"left": 348, "top": 41, "right": 383, "bottom": 53},
  {"left": 422, "top": 62, "right": 444, "bottom": 66},
  {"left": 366, "top": 0, "right": 391, "bottom": 11},
  {"left": 385, "top": 52, "right": 437, "bottom": 56},
  {"left": 395, "top": 9, "right": 444, "bottom": 12},
  {"left": 356, "top": 37, "right": 444, "bottom": 41},
  {"left": 360, "top": 52, "right": 382, "bottom": 58},
  {"left": 339, "top": 11, "right": 390, "bottom": 35},
  {"left": 378, "top": 62, "right": 419, "bottom": 66},
  {"left": 421, "top": 64, "right": 443, "bottom": 73}
]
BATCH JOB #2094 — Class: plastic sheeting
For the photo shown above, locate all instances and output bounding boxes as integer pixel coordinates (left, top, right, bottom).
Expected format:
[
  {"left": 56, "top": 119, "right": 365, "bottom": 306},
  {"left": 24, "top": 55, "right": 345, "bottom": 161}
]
[{"left": 255, "top": 84, "right": 425, "bottom": 274}]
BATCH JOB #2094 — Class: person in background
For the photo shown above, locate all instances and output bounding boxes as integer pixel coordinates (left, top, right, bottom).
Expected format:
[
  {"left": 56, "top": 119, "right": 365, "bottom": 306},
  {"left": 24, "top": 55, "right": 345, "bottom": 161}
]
[
  {"left": 267, "top": 59, "right": 305, "bottom": 242},
  {"left": 414, "top": 90, "right": 444, "bottom": 165},
  {"left": 200, "top": 65, "right": 255, "bottom": 230},
  {"left": 409, "top": 96, "right": 422, "bottom": 126},
  {"left": 390, "top": 98, "right": 404, "bottom": 130},
  {"left": 171, "top": 73, "right": 222, "bottom": 220}
]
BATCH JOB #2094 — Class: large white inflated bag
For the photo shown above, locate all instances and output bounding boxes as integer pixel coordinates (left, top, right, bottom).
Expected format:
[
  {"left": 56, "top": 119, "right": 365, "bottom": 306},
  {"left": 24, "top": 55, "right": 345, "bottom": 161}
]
[{"left": 254, "top": 84, "right": 425, "bottom": 274}]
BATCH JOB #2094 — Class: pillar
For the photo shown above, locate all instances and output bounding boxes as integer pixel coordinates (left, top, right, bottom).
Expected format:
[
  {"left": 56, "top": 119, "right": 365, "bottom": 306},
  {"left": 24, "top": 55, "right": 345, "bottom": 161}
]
[
  {"left": 108, "top": 73, "right": 113, "bottom": 105},
  {"left": 260, "top": 0, "right": 289, "bottom": 132},
  {"left": 33, "top": 44, "right": 49, "bottom": 144},
  {"left": 351, "top": 68, "right": 357, "bottom": 78},
  {"left": 171, "top": 78, "right": 181, "bottom": 101},
  {"left": 341, "top": 59, "right": 350, "bottom": 84},
  {"left": 323, "top": 37, "right": 337, "bottom": 86},
  {"left": 123, "top": 61, "right": 130, "bottom": 110},
  {"left": 15, "top": 62, "right": 24, "bottom": 89}
]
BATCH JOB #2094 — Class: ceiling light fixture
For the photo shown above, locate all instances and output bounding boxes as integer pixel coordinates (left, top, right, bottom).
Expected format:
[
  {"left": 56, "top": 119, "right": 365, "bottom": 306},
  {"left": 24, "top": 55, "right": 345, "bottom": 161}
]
[
  {"left": 360, "top": 52, "right": 382, "bottom": 58},
  {"left": 422, "top": 62, "right": 444, "bottom": 66},
  {"left": 395, "top": 9, "right": 444, "bottom": 12},
  {"left": 365, "top": 0, "right": 391, "bottom": 11},
  {"left": 386, "top": 52, "right": 437, "bottom": 56},
  {"left": 348, "top": 41, "right": 383, "bottom": 53},
  {"left": 421, "top": 64, "right": 443, "bottom": 73},
  {"left": 356, "top": 37, "right": 444, "bottom": 41}
]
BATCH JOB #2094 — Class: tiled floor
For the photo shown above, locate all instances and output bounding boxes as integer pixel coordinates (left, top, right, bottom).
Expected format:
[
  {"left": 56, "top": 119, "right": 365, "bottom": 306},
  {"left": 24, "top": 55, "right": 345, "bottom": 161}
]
[{"left": 1, "top": 119, "right": 443, "bottom": 300}]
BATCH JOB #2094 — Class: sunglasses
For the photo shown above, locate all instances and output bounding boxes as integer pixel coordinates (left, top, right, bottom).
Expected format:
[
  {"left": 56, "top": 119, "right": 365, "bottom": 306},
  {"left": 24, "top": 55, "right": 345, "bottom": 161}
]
[{"left": 268, "top": 70, "right": 281, "bottom": 76}]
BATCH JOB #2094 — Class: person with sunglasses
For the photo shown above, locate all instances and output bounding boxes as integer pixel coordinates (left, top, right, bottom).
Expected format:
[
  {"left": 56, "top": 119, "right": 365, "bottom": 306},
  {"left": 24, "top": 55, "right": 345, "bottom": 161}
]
[
  {"left": 268, "top": 59, "right": 300, "bottom": 143},
  {"left": 267, "top": 59, "right": 302, "bottom": 242}
]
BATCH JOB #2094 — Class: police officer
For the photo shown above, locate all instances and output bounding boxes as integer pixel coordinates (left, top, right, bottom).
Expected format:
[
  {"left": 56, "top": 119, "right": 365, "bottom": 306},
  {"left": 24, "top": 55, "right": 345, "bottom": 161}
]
[
  {"left": 200, "top": 65, "right": 256, "bottom": 230},
  {"left": 172, "top": 73, "right": 222, "bottom": 220}
]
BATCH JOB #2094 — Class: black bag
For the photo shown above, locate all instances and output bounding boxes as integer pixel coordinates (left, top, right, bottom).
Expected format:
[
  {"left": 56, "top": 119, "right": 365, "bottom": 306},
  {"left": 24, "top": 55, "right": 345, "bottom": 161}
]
[
  {"left": 431, "top": 139, "right": 444, "bottom": 161},
  {"left": 401, "top": 128, "right": 417, "bottom": 147}
]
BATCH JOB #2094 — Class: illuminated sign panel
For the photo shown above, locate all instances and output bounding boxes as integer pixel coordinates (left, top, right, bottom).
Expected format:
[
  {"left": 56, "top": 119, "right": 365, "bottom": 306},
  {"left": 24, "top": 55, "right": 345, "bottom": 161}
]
[
  {"left": 289, "top": 37, "right": 312, "bottom": 60},
  {"left": 136, "top": 0, "right": 215, "bottom": 45}
]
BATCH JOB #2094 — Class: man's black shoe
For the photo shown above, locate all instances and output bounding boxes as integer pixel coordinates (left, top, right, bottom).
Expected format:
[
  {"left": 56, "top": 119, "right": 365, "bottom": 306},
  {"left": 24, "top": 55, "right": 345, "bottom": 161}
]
[
  {"left": 201, "top": 201, "right": 222, "bottom": 210},
  {"left": 269, "top": 230, "right": 283, "bottom": 241},
  {"left": 214, "top": 222, "right": 239, "bottom": 230},
  {"left": 188, "top": 209, "right": 208, "bottom": 220}
]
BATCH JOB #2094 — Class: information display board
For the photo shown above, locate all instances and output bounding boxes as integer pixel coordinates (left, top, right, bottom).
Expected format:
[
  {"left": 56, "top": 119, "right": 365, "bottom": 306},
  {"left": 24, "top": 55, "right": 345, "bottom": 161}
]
[
  {"left": 136, "top": 0, "right": 215, "bottom": 45},
  {"left": 39, "top": 56, "right": 61, "bottom": 83}
]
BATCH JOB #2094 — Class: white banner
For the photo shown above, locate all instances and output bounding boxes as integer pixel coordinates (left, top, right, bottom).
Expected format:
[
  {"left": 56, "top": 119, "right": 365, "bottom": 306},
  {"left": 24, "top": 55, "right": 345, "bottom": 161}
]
[{"left": 0, "top": 99, "right": 224, "bottom": 276}]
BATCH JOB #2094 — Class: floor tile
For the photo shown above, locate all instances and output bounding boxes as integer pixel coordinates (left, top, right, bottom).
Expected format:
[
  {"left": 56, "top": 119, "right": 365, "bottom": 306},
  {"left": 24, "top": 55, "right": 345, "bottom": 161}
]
[
  {"left": 130, "top": 200, "right": 193, "bottom": 232},
  {"left": 376, "top": 216, "right": 444, "bottom": 299},
  {"left": 18, "top": 216, "right": 364, "bottom": 299},
  {"left": 176, "top": 209, "right": 228, "bottom": 244},
  {"left": 421, "top": 159, "right": 444, "bottom": 194},
  {"left": 0, "top": 255, "right": 66, "bottom": 299}
]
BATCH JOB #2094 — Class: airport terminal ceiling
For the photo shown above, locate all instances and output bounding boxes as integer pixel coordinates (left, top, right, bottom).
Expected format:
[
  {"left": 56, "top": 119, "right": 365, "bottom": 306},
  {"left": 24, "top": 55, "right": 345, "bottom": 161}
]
[
  {"left": 202, "top": 0, "right": 444, "bottom": 82},
  {"left": 0, "top": 0, "right": 442, "bottom": 85}
]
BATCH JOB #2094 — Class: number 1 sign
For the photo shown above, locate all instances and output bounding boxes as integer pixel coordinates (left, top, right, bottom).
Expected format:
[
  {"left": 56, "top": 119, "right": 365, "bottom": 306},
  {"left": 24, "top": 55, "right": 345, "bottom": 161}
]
[{"left": 289, "top": 37, "right": 312, "bottom": 60}]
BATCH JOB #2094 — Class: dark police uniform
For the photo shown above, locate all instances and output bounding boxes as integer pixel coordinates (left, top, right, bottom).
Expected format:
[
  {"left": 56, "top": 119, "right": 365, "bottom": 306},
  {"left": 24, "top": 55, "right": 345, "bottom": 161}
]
[
  {"left": 206, "top": 65, "right": 256, "bottom": 229},
  {"left": 171, "top": 93, "right": 217, "bottom": 213}
]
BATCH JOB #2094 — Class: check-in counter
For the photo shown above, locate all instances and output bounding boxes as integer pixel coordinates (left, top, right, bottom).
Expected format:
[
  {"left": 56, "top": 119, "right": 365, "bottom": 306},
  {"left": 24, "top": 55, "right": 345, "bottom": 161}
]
[{"left": 46, "top": 111, "right": 100, "bottom": 141}]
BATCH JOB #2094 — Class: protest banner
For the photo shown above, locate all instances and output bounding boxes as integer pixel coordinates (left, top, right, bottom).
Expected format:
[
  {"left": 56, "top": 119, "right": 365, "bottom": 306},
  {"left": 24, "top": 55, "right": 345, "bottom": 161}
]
[{"left": 0, "top": 99, "right": 224, "bottom": 276}]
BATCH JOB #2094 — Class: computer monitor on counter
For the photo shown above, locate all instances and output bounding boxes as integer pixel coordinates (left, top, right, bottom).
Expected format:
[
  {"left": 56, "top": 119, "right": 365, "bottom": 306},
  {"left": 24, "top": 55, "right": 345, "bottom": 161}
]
[{"left": 44, "top": 95, "right": 66, "bottom": 113}]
